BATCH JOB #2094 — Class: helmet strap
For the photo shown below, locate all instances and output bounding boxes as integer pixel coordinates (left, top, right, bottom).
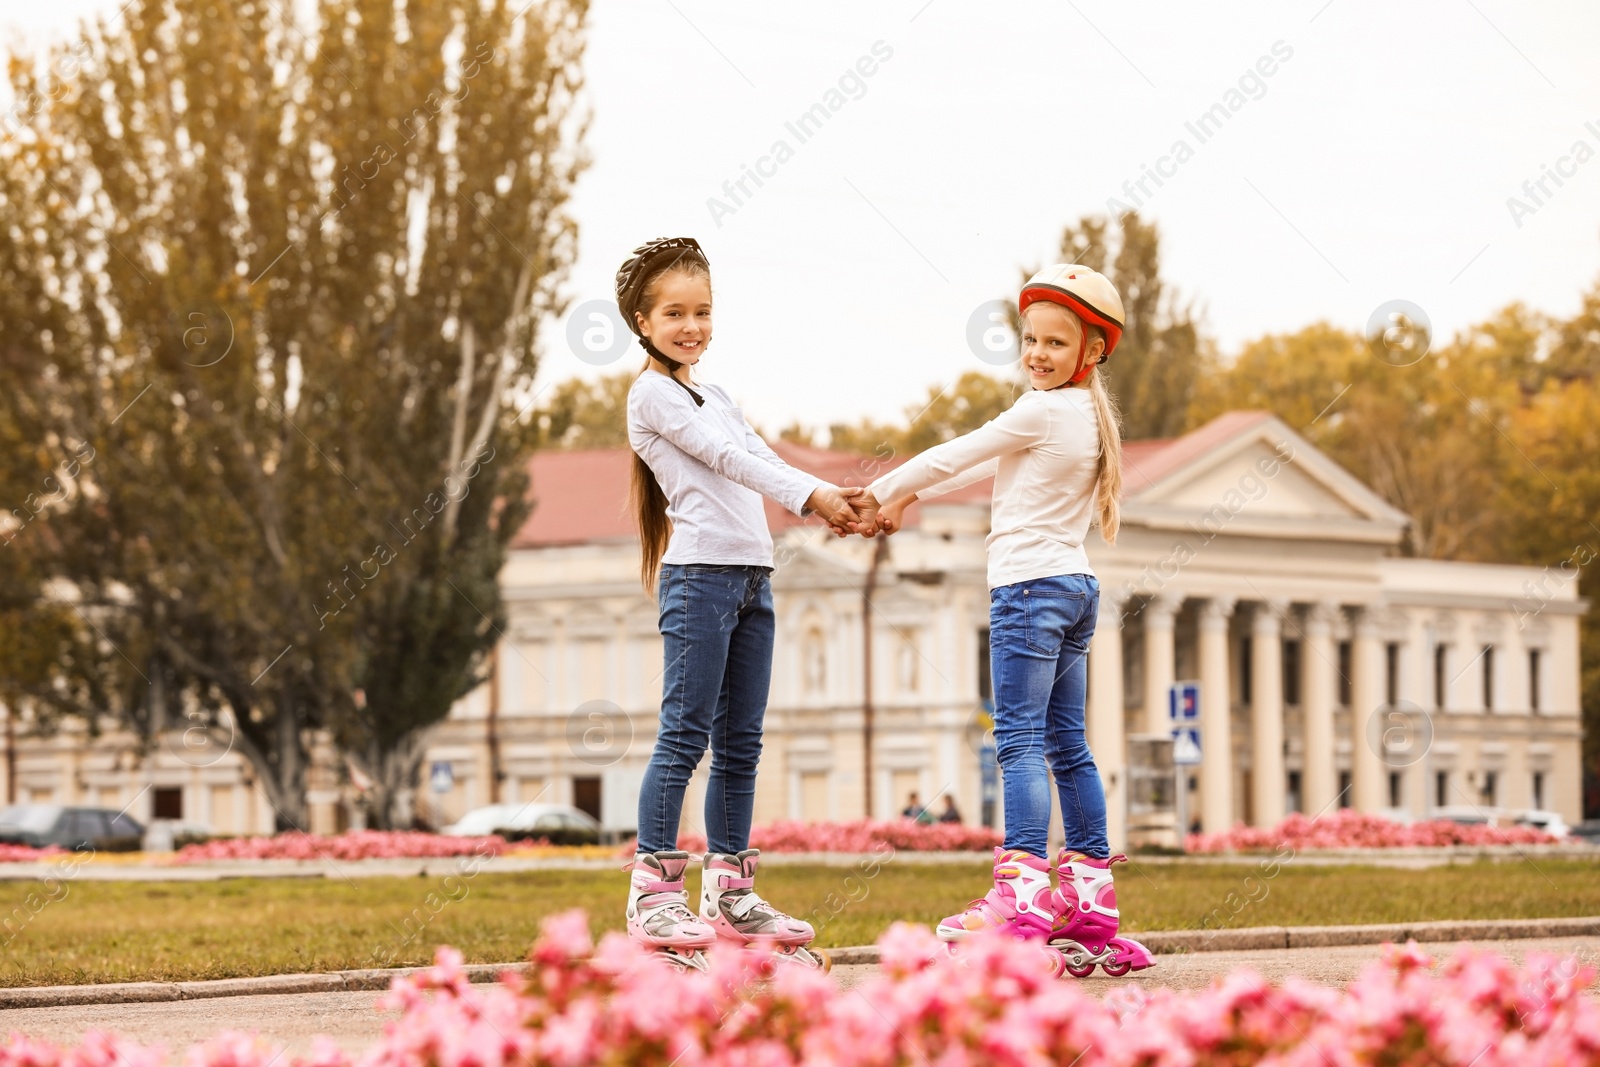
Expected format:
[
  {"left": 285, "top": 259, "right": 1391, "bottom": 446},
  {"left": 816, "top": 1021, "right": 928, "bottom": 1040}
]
[{"left": 641, "top": 336, "right": 704, "bottom": 407}]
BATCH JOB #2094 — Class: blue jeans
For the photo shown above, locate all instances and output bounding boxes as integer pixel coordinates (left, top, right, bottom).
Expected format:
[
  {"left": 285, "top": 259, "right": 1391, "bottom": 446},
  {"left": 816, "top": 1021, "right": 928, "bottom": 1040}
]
[
  {"left": 990, "top": 574, "right": 1109, "bottom": 859},
  {"left": 637, "top": 564, "right": 774, "bottom": 855}
]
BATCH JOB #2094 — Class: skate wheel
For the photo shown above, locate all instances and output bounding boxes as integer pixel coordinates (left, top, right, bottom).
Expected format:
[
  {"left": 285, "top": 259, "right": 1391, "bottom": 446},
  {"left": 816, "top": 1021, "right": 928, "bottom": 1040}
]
[
  {"left": 1065, "top": 961, "right": 1096, "bottom": 979},
  {"left": 1101, "top": 958, "right": 1132, "bottom": 977},
  {"left": 1040, "top": 948, "right": 1068, "bottom": 979}
]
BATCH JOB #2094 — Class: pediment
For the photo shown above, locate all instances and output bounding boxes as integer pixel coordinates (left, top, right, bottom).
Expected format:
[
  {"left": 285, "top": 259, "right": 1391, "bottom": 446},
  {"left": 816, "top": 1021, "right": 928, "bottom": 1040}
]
[{"left": 1123, "top": 415, "right": 1408, "bottom": 542}]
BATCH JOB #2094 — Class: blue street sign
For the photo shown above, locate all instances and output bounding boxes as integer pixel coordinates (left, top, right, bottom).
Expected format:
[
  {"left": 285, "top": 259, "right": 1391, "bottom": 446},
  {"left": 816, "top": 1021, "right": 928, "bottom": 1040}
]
[
  {"left": 1169, "top": 681, "right": 1200, "bottom": 722},
  {"left": 1172, "top": 728, "right": 1203, "bottom": 765},
  {"left": 429, "top": 760, "right": 455, "bottom": 794}
]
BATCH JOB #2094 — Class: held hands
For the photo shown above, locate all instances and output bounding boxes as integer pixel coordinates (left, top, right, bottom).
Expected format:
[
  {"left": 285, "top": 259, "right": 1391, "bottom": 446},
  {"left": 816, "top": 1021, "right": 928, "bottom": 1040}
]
[
  {"left": 806, "top": 485, "right": 867, "bottom": 534},
  {"left": 824, "top": 490, "right": 912, "bottom": 539}
]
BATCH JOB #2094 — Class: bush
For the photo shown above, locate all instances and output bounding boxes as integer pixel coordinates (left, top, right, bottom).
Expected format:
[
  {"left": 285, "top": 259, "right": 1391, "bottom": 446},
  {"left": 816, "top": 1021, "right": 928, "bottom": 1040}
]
[
  {"left": 1187, "top": 809, "right": 1561, "bottom": 853},
  {"left": 172, "top": 830, "right": 508, "bottom": 863}
]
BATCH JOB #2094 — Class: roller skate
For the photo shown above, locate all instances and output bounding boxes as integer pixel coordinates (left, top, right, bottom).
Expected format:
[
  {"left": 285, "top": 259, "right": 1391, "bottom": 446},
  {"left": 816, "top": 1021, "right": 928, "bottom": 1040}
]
[
  {"left": 627, "top": 849, "right": 715, "bottom": 972},
  {"left": 701, "top": 849, "right": 830, "bottom": 971},
  {"left": 938, "top": 847, "right": 1067, "bottom": 976},
  {"left": 1045, "top": 851, "right": 1155, "bottom": 978}
]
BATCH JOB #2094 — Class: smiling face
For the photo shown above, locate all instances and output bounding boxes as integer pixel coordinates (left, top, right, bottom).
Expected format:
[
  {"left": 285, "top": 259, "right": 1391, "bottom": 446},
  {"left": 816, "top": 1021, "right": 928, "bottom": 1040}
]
[
  {"left": 1020, "top": 301, "right": 1104, "bottom": 390},
  {"left": 636, "top": 269, "right": 712, "bottom": 367}
]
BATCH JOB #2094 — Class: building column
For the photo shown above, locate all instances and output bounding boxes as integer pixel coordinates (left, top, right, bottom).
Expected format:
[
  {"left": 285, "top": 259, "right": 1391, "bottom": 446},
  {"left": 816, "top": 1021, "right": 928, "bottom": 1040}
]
[
  {"left": 1197, "top": 596, "right": 1237, "bottom": 833},
  {"left": 1141, "top": 592, "right": 1182, "bottom": 735},
  {"left": 1089, "top": 590, "right": 1128, "bottom": 852},
  {"left": 1350, "top": 606, "right": 1386, "bottom": 813},
  {"left": 1301, "top": 602, "right": 1339, "bottom": 815},
  {"left": 1251, "top": 600, "right": 1287, "bottom": 828}
]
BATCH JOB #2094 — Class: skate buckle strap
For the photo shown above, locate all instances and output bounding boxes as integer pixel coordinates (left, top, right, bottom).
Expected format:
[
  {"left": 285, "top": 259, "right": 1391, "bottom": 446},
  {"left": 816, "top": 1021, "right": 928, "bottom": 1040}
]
[
  {"left": 715, "top": 873, "right": 755, "bottom": 890},
  {"left": 994, "top": 863, "right": 1021, "bottom": 878},
  {"left": 640, "top": 878, "right": 683, "bottom": 893},
  {"left": 727, "top": 891, "right": 767, "bottom": 920}
]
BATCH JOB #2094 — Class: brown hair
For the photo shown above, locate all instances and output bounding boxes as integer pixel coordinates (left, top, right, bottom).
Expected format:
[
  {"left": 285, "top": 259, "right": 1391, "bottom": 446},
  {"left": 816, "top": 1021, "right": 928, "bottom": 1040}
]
[
  {"left": 1023, "top": 305, "right": 1123, "bottom": 543},
  {"left": 631, "top": 259, "right": 712, "bottom": 589}
]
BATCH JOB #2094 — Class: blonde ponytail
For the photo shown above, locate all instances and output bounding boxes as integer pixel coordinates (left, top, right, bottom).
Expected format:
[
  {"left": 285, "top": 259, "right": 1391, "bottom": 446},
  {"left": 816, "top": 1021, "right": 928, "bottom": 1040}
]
[{"left": 1086, "top": 367, "right": 1122, "bottom": 543}]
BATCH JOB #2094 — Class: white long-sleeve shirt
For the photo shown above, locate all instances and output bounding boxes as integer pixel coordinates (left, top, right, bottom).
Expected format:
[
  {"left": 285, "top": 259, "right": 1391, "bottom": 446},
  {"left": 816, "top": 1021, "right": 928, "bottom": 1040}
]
[
  {"left": 868, "top": 386, "right": 1102, "bottom": 590},
  {"left": 628, "top": 370, "right": 823, "bottom": 568}
]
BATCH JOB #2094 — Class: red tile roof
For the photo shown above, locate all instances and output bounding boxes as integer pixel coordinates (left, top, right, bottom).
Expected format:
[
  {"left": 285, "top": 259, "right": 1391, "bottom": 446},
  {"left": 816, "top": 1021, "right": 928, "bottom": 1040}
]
[{"left": 512, "top": 412, "right": 1275, "bottom": 549}]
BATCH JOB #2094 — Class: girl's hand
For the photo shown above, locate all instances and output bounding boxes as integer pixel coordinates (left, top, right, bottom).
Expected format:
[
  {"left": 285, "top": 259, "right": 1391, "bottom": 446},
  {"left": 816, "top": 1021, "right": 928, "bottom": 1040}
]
[
  {"left": 807, "top": 485, "right": 864, "bottom": 534},
  {"left": 877, "top": 494, "right": 915, "bottom": 535},
  {"left": 852, "top": 490, "right": 881, "bottom": 537}
]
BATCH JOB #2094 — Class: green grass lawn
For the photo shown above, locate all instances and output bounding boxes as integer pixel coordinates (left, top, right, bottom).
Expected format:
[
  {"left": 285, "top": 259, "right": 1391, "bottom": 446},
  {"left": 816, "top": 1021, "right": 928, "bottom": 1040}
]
[{"left": 3, "top": 856, "right": 1599, "bottom": 986}]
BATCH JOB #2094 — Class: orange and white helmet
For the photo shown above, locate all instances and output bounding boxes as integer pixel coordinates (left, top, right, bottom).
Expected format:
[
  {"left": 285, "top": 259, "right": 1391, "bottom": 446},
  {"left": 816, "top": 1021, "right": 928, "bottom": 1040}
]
[{"left": 1018, "top": 265, "right": 1125, "bottom": 384}]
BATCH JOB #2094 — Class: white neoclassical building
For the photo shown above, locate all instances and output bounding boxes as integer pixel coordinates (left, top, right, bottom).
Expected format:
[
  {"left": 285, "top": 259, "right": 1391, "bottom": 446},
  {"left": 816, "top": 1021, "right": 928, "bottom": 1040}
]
[
  {"left": 422, "top": 410, "right": 1585, "bottom": 848},
  {"left": 2, "top": 411, "right": 1585, "bottom": 847}
]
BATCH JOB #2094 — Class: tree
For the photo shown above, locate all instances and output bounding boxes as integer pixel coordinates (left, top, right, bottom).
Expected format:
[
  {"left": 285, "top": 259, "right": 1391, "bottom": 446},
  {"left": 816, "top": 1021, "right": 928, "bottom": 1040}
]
[
  {"left": 0, "top": 0, "right": 587, "bottom": 828},
  {"left": 823, "top": 371, "right": 1022, "bottom": 457},
  {"left": 531, "top": 371, "right": 634, "bottom": 450}
]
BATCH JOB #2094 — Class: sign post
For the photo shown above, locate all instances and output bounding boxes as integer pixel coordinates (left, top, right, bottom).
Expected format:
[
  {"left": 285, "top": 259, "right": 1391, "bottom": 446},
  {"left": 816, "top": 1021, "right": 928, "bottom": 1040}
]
[{"left": 1168, "top": 681, "right": 1202, "bottom": 850}]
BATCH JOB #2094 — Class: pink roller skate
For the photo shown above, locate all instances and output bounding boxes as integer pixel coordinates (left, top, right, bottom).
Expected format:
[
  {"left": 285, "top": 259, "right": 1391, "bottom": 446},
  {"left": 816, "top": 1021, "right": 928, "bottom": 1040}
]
[
  {"left": 939, "top": 847, "right": 1067, "bottom": 974},
  {"left": 701, "top": 849, "right": 829, "bottom": 970},
  {"left": 627, "top": 850, "right": 716, "bottom": 972},
  {"left": 1046, "top": 851, "right": 1155, "bottom": 977}
]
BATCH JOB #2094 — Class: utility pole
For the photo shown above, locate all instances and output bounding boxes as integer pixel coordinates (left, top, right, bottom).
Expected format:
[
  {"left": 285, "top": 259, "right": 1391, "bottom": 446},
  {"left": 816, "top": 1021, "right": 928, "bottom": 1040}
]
[
  {"left": 4, "top": 703, "right": 14, "bottom": 805},
  {"left": 487, "top": 643, "right": 502, "bottom": 804},
  {"left": 861, "top": 536, "right": 888, "bottom": 819}
]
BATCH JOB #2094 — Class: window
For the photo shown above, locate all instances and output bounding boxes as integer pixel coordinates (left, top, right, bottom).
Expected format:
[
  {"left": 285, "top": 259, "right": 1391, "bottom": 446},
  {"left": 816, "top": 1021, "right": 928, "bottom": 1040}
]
[
  {"left": 1434, "top": 645, "right": 1448, "bottom": 709},
  {"left": 1338, "top": 771, "right": 1352, "bottom": 808},
  {"left": 1529, "top": 649, "right": 1541, "bottom": 712},
  {"left": 1435, "top": 770, "right": 1449, "bottom": 808},
  {"left": 1282, "top": 640, "right": 1301, "bottom": 705},
  {"left": 1337, "top": 642, "right": 1352, "bottom": 706},
  {"left": 1388, "top": 771, "right": 1402, "bottom": 809},
  {"left": 1481, "top": 771, "right": 1497, "bottom": 806},
  {"left": 1532, "top": 771, "right": 1545, "bottom": 810},
  {"left": 1481, "top": 646, "right": 1495, "bottom": 711},
  {"left": 1286, "top": 770, "right": 1302, "bottom": 814},
  {"left": 1384, "top": 643, "right": 1400, "bottom": 706},
  {"left": 153, "top": 787, "right": 183, "bottom": 820}
]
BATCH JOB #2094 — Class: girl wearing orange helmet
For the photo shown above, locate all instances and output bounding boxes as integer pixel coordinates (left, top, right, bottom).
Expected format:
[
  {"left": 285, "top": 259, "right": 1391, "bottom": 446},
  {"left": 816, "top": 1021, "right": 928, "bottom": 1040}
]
[{"left": 857, "top": 265, "right": 1153, "bottom": 978}]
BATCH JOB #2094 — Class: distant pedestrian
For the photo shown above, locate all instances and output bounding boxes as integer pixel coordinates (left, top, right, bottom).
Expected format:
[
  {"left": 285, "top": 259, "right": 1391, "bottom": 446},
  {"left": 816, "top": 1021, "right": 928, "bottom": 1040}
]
[
  {"left": 939, "top": 796, "right": 962, "bottom": 824},
  {"left": 902, "top": 791, "right": 932, "bottom": 824}
]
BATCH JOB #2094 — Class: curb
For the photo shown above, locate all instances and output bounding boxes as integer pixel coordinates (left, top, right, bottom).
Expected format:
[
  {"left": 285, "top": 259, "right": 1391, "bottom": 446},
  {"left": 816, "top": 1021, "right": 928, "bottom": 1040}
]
[
  {"left": 4, "top": 916, "right": 1598, "bottom": 1008},
  {"left": 0, "top": 962, "right": 528, "bottom": 1011}
]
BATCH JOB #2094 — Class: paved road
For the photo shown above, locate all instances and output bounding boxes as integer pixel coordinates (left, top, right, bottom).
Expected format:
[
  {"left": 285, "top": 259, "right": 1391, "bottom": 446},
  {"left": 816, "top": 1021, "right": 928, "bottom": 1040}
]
[{"left": 5, "top": 937, "right": 1597, "bottom": 1055}]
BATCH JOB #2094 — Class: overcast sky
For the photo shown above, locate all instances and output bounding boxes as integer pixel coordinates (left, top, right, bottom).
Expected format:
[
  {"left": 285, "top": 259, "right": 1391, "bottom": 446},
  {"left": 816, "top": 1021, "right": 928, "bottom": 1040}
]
[{"left": 7, "top": 1, "right": 1600, "bottom": 436}]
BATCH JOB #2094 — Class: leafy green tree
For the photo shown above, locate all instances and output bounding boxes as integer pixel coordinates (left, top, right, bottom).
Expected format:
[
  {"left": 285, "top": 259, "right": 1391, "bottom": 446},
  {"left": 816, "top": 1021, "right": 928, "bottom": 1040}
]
[
  {"left": 531, "top": 371, "right": 634, "bottom": 450},
  {"left": 0, "top": 0, "right": 587, "bottom": 827},
  {"left": 824, "top": 371, "right": 1022, "bottom": 456}
]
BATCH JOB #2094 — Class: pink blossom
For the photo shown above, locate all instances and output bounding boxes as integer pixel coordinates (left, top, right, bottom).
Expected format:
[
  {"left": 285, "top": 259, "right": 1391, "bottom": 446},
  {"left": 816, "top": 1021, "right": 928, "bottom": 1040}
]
[
  {"left": 172, "top": 831, "right": 509, "bottom": 864},
  {"left": 1185, "top": 808, "right": 1561, "bottom": 853}
]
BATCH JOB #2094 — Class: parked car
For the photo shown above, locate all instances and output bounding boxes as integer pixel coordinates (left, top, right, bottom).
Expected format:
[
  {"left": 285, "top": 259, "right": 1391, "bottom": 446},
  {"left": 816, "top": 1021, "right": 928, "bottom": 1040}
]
[
  {"left": 1513, "top": 809, "right": 1572, "bottom": 838},
  {"left": 0, "top": 805, "right": 145, "bottom": 852},
  {"left": 442, "top": 803, "right": 601, "bottom": 846}
]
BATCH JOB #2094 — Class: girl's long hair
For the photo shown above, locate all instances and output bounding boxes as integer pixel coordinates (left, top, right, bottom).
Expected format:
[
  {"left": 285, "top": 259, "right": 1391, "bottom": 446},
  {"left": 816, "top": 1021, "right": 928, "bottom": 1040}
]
[
  {"left": 630, "top": 260, "right": 712, "bottom": 590},
  {"left": 1084, "top": 360, "right": 1123, "bottom": 543}
]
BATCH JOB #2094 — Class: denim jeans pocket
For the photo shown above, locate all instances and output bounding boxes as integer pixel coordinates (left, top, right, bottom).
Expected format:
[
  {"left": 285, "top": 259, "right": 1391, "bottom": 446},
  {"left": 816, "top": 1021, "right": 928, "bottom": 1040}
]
[{"left": 1022, "top": 588, "right": 1086, "bottom": 654}]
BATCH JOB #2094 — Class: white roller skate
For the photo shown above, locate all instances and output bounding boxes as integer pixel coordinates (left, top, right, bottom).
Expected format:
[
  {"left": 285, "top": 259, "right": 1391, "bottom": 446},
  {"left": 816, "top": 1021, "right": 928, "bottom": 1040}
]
[
  {"left": 627, "top": 849, "right": 716, "bottom": 972},
  {"left": 701, "top": 849, "right": 830, "bottom": 971},
  {"left": 1045, "top": 851, "right": 1155, "bottom": 978}
]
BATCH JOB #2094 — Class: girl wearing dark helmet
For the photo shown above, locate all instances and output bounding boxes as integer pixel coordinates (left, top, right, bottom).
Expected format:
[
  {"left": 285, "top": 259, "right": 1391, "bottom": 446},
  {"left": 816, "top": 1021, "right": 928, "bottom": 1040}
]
[
  {"left": 616, "top": 237, "right": 857, "bottom": 972},
  {"left": 856, "top": 265, "right": 1154, "bottom": 979}
]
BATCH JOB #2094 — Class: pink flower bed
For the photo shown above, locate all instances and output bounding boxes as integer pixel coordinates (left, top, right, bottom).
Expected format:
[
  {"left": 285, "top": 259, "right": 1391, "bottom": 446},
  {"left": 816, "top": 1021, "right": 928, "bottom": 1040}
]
[
  {"left": 637, "top": 819, "right": 1004, "bottom": 857},
  {"left": 10, "top": 912, "right": 1597, "bottom": 1067},
  {"left": 1187, "top": 809, "right": 1560, "bottom": 853},
  {"left": 172, "top": 830, "right": 508, "bottom": 863},
  {"left": 0, "top": 843, "right": 63, "bottom": 863}
]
